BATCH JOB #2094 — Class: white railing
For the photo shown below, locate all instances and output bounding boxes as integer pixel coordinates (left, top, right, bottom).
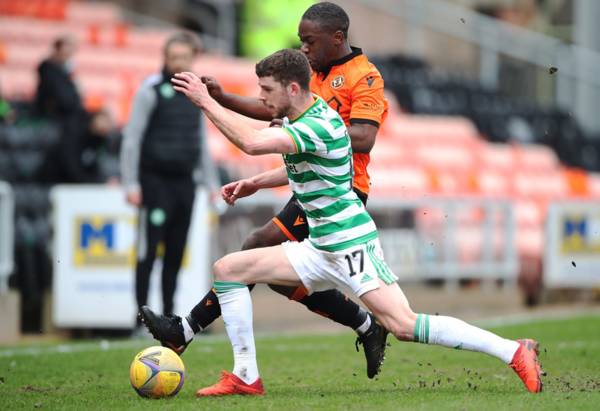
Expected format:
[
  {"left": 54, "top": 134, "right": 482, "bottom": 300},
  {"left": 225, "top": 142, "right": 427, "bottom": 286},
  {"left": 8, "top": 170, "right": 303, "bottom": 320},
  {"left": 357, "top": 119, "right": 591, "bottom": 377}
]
[
  {"left": 217, "top": 192, "right": 519, "bottom": 287},
  {"left": 0, "top": 181, "right": 14, "bottom": 293}
]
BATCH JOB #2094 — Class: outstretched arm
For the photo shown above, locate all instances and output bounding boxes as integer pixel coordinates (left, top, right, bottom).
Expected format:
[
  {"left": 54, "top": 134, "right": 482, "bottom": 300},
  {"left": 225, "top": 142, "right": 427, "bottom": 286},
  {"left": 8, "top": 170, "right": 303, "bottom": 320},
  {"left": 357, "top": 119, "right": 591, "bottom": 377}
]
[
  {"left": 201, "top": 76, "right": 273, "bottom": 121},
  {"left": 173, "top": 72, "right": 296, "bottom": 156},
  {"left": 221, "top": 166, "right": 288, "bottom": 205}
]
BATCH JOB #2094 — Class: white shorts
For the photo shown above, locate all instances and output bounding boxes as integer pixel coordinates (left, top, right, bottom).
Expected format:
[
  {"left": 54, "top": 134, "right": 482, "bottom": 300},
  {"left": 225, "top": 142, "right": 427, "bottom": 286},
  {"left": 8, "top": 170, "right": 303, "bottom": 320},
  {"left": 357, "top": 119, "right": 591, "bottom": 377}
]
[{"left": 282, "top": 238, "right": 398, "bottom": 297}]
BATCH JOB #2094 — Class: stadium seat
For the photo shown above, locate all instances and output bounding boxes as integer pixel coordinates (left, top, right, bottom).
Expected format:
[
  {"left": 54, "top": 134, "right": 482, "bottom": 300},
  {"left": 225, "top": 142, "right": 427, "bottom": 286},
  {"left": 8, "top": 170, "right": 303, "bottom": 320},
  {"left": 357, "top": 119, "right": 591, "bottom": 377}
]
[
  {"left": 0, "top": 67, "right": 37, "bottom": 100},
  {"left": 369, "top": 139, "right": 411, "bottom": 167},
  {"left": 384, "top": 116, "right": 479, "bottom": 146},
  {"left": 66, "top": 1, "right": 120, "bottom": 25},
  {"left": 429, "top": 169, "right": 478, "bottom": 196},
  {"left": 513, "top": 170, "right": 568, "bottom": 200},
  {"left": 514, "top": 144, "right": 560, "bottom": 171},
  {"left": 563, "top": 167, "right": 590, "bottom": 197},
  {"left": 479, "top": 143, "right": 515, "bottom": 172},
  {"left": 476, "top": 168, "right": 511, "bottom": 197},
  {"left": 369, "top": 165, "right": 430, "bottom": 197},
  {"left": 588, "top": 173, "right": 600, "bottom": 199},
  {"left": 415, "top": 144, "right": 475, "bottom": 171}
]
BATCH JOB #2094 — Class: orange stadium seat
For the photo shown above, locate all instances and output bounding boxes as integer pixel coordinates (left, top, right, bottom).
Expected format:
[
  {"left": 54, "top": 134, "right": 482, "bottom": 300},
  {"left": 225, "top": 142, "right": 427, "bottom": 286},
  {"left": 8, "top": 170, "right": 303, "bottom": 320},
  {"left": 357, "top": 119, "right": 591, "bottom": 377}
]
[
  {"left": 369, "top": 139, "right": 411, "bottom": 167},
  {"left": 514, "top": 144, "right": 559, "bottom": 171},
  {"left": 476, "top": 168, "right": 511, "bottom": 197},
  {"left": 429, "top": 169, "right": 478, "bottom": 196},
  {"left": 0, "top": 0, "right": 66, "bottom": 19},
  {"left": 513, "top": 170, "right": 568, "bottom": 200},
  {"left": 563, "top": 167, "right": 590, "bottom": 197},
  {"left": 588, "top": 173, "right": 600, "bottom": 199},
  {"left": 0, "top": 66, "right": 36, "bottom": 99},
  {"left": 478, "top": 143, "right": 515, "bottom": 172},
  {"left": 415, "top": 144, "right": 475, "bottom": 171},
  {"left": 369, "top": 165, "right": 431, "bottom": 197},
  {"left": 4, "top": 43, "right": 48, "bottom": 69},
  {"left": 66, "top": 1, "right": 120, "bottom": 24},
  {"left": 383, "top": 116, "right": 480, "bottom": 146},
  {"left": 0, "top": 40, "right": 6, "bottom": 64}
]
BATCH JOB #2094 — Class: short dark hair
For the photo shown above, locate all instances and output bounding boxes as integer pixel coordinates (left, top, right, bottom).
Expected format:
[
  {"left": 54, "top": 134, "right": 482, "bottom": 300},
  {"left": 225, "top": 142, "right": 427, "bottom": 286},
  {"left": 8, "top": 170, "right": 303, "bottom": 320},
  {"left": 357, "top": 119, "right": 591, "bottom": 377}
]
[
  {"left": 255, "top": 49, "right": 311, "bottom": 91},
  {"left": 301, "top": 2, "right": 350, "bottom": 38},
  {"left": 163, "top": 31, "right": 202, "bottom": 56},
  {"left": 53, "top": 35, "right": 74, "bottom": 51}
]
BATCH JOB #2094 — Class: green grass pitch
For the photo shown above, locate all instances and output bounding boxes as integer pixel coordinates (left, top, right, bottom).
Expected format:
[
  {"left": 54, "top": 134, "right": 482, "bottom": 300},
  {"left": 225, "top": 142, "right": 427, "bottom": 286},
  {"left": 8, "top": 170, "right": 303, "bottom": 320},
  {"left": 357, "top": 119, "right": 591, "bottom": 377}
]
[{"left": 1, "top": 315, "right": 599, "bottom": 410}]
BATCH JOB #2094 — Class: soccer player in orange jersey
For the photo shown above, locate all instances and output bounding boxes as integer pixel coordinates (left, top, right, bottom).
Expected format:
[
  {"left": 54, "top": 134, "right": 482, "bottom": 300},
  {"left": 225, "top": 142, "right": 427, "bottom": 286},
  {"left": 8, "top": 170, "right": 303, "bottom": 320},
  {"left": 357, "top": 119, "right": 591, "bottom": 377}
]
[{"left": 140, "top": 2, "right": 389, "bottom": 381}]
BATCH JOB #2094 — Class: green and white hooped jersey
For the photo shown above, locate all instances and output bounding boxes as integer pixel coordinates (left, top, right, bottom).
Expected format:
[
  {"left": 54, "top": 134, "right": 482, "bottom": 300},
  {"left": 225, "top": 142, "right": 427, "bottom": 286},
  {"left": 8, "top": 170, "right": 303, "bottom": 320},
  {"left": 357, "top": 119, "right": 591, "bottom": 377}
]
[{"left": 282, "top": 96, "right": 378, "bottom": 252}]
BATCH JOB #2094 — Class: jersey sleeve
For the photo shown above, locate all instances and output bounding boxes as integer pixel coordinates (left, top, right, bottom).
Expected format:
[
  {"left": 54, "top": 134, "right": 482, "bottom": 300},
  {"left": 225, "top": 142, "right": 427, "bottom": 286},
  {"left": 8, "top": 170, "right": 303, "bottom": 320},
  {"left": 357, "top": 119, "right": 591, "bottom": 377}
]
[
  {"left": 349, "top": 71, "right": 387, "bottom": 127},
  {"left": 283, "top": 120, "right": 323, "bottom": 154}
]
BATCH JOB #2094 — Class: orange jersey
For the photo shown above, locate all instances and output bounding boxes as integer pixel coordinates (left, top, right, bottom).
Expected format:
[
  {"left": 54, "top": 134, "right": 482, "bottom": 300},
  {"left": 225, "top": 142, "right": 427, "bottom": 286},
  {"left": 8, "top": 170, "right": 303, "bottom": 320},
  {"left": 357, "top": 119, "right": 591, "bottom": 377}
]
[{"left": 310, "top": 47, "right": 388, "bottom": 195}]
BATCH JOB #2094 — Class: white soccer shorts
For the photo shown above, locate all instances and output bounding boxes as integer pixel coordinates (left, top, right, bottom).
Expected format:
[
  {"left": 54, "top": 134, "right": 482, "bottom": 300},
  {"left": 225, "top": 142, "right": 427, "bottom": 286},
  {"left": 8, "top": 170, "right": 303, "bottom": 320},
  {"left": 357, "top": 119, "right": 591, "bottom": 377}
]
[{"left": 282, "top": 238, "right": 398, "bottom": 297}]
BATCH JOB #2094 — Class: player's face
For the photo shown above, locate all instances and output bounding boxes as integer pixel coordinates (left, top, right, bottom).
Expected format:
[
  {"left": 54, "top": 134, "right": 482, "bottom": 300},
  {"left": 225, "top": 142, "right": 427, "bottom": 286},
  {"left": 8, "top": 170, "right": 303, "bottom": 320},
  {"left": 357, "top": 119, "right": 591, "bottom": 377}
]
[
  {"left": 164, "top": 43, "right": 195, "bottom": 75},
  {"left": 298, "top": 19, "right": 337, "bottom": 73},
  {"left": 258, "top": 76, "right": 292, "bottom": 118}
]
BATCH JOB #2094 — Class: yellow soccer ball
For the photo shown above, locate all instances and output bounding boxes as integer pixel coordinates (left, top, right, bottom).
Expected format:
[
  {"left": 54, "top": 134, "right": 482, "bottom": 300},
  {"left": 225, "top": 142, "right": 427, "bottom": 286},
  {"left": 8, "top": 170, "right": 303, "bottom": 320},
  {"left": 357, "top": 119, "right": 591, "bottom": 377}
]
[{"left": 129, "top": 346, "right": 185, "bottom": 398}]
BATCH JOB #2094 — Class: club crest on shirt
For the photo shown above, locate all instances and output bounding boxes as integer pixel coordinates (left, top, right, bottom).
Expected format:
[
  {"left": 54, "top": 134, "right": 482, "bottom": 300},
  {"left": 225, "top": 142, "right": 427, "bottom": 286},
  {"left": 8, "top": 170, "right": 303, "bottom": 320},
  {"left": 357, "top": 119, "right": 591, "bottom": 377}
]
[
  {"left": 160, "top": 82, "right": 175, "bottom": 99},
  {"left": 331, "top": 75, "right": 345, "bottom": 89}
]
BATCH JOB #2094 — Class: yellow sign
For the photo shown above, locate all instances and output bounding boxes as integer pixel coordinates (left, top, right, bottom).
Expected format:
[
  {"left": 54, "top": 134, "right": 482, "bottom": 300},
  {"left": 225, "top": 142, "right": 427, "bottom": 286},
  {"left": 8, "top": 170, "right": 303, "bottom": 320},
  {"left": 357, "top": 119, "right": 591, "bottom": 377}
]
[
  {"left": 561, "top": 214, "right": 600, "bottom": 254},
  {"left": 74, "top": 215, "right": 136, "bottom": 267}
]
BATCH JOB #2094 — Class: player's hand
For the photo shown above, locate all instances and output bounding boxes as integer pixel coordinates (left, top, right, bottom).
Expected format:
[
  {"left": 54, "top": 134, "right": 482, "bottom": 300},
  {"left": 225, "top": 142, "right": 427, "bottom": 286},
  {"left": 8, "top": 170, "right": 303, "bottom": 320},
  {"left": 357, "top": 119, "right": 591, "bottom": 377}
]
[
  {"left": 221, "top": 179, "right": 258, "bottom": 205},
  {"left": 126, "top": 189, "right": 142, "bottom": 206},
  {"left": 200, "top": 76, "right": 224, "bottom": 102},
  {"left": 172, "top": 72, "right": 210, "bottom": 108}
]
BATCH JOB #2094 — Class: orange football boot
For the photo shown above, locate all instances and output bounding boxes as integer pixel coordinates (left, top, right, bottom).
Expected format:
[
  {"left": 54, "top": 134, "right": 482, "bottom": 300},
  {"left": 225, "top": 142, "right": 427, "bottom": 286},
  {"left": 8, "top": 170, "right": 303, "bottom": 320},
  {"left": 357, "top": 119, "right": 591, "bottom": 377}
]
[
  {"left": 509, "top": 339, "right": 544, "bottom": 393},
  {"left": 196, "top": 371, "right": 265, "bottom": 397}
]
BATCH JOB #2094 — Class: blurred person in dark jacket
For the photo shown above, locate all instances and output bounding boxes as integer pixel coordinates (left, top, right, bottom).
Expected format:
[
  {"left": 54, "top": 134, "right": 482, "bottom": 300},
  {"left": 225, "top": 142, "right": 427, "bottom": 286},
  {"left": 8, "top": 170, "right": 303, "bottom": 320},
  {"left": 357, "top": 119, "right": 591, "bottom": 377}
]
[
  {"left": 38, "top": 109, "right": 118, "bottom": 184},
  {"left": 120, "top": 32, "right": 218, "bottom": 326},
  {"left": 0, "top": 78, "right": 16, "bottom": 124},
  {"left": 35, "top": 35, "right": 87, "bottom": 153},
  {"left": 35, "top": 35, "right": 83, "bottom": 119}
]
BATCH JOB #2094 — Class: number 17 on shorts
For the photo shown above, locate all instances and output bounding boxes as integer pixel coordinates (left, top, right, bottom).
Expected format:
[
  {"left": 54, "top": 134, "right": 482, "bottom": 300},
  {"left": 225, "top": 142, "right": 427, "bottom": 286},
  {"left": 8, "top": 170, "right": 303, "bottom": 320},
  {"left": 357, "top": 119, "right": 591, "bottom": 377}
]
[{"left": 342, "top": 239, "right": 398, "bottom": 296}]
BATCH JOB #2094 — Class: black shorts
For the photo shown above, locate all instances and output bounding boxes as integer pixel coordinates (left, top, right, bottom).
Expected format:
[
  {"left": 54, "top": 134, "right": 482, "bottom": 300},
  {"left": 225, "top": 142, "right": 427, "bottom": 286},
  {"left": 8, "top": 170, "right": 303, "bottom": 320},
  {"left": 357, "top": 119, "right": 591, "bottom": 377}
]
[{"left": 272, "top": 188, "right": 368, "bottom": 241}]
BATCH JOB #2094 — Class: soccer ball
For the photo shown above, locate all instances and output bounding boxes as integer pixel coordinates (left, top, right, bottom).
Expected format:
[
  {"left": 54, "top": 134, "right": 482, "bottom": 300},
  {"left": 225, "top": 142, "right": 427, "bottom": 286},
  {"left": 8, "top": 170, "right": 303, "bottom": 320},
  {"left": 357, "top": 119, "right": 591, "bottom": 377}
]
[{"left": 129, "top": 346, "right": 185, "bottom": 398}]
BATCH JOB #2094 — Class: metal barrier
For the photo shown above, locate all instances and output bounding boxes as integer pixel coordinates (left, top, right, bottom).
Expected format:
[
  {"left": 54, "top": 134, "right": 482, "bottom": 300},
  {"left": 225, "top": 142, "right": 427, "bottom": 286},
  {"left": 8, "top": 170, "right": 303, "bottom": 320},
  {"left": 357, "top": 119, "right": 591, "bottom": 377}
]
[
  {"left": 0, "top": 181, "right": 14, "bottom": 293},
  {"left": 217, "top": 192, "right": 518, "bottom": 287}
]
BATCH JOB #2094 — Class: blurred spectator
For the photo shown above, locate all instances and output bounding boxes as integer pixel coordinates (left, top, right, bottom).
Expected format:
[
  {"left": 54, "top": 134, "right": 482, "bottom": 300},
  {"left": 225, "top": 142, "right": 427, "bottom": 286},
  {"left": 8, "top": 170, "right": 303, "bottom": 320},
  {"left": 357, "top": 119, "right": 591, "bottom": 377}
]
[
  {"left": 0, "top": 79, "right": 16, "bottom": 124},
  {"left": 120, "top": 32, "right": 218, "bottom": 326},
  {"left": 37, "top": 109, "right": 118, "bottom": 184},
  {"left": 34, "top": 35, "right": 87, "bottom": 154},
  {"left": 35, "top": 35, "right": 83, "bottom": 118}
]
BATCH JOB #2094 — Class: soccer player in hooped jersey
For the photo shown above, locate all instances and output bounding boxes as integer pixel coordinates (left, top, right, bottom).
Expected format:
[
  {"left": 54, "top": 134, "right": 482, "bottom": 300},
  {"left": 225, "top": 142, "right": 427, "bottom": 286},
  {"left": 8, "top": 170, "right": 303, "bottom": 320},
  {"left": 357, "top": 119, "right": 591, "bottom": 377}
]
[
  {"left": 171, "top": 49, "right": 544, "bottom": 396},
  {"left": 140, "top": 1, "right": 390, "bottom": 381}
]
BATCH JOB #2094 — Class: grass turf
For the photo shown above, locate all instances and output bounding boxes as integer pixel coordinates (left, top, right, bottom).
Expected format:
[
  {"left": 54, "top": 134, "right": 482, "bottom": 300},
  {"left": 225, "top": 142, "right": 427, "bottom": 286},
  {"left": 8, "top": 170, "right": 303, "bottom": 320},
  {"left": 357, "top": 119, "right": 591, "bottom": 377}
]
[{"left": 1, "top": 315, "right": 599, "bottom": 410}]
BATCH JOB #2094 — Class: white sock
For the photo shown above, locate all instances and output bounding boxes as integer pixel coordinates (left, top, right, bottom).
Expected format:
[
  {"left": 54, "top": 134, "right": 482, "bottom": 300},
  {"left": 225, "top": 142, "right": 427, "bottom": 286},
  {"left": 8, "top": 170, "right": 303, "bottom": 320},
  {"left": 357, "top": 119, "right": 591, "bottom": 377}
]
[
  {"left": 414, "top": 314, "right": 520, "bottom": 364},
  {"left": 182, "top": 318, "right": 196, "bottom": 343},
  {"left": 355, "top": 311, "right": 372, "bottom": 335},
  {"left": 214, "top": 281, "right": 259, "bottom": 384}
]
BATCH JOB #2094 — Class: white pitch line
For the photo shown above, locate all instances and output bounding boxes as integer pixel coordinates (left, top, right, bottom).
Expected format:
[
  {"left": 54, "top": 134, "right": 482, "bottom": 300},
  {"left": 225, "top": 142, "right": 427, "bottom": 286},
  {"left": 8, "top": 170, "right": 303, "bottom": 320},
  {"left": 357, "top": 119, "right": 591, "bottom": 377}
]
[
  {"left": 1, "top": 309, "right": 598, "bottom": 358},
  {"left": 0, "top": 331, "right": 320, "bottom": 358},
  {"left": 475, "top": 306, "right": 600, "bottom": 328}
]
